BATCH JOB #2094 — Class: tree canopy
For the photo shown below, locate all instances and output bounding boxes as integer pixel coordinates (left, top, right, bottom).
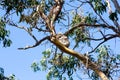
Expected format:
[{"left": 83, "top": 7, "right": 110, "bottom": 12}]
[
  {"left": 0, "top": 67, "right": 16, "bottom": 80},
  {"left": 0, "top": 0, "right": 120, "bottom": 80}
]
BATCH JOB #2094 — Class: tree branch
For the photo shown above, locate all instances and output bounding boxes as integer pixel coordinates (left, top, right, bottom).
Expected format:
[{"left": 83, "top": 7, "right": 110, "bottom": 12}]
[
  {"left": 50, "top": 36, "right": 109, "bottom": 80},
  {"left": 89, "top": 34, "right": 118, "bottom": 53},
  {"left": 8, "top": 21, "right": 38, "bottom": 42},
  {"left": 36, "top": 5, "right": 51, "bottom": 33},
  {"left": 18, "top": 36, "right": 50, "bottom": 50},
  {"left": 64, "top": 23, "right": 118, "bottom": 36},
  {"left": 88, "top": 1, "right": 110, "bottom": 26},
  {"left": 48, "top": 0, "right": 64, "bottom": 25},
  {"left": 46, "top": 0, "right": 64, "bottom": 35},
  {"left": 105, "top": 0, "right": 120, "bottom": 30},
  {"left": 112, "top": 0, "right": 120, "bottom": 14},
  {"left": 35, "top": 27, "right": 50, "bottom": 32}
]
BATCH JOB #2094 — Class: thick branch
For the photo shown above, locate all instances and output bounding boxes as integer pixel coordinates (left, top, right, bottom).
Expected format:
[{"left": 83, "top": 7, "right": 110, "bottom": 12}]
[
  {"left": 46, "top": 0, "right": 64, "bottom": 35},
  {"left": 48, "top": 0, "right": 64, "bottom": 25},
  {"left": 36, "top": 5, "right": 52, "bottom": 34},
  {"left": 50, "top": 36, "right": 109, "bottom": 80},
  {"left": 36, "top": 5, "right": 47, "bottom": 22}
]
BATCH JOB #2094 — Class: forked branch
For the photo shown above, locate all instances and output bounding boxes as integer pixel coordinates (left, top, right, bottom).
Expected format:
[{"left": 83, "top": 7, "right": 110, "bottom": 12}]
[{"left": 50, "top": 36, "right": 109, "bottom": 80}]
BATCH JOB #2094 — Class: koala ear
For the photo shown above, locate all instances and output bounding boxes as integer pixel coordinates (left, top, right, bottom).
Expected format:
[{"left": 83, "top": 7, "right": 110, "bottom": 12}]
[{"left": 56, "top": 33, "right": 62, "bottom": 38}]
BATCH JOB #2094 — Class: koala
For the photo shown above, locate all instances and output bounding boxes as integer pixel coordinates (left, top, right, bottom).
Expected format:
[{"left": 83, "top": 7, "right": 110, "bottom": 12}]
[{"left": 56, "top": 33, "right": 70, "bottom": 47}]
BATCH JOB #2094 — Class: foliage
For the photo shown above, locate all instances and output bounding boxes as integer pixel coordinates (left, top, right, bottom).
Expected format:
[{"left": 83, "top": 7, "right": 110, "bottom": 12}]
[
  {"left": 69, "top": 14, "right": 95, "bottom": 48},
  {"left": 31, "top": 49, "right": 81, "bottom": 80},
  {"left": 109, "top": 11, "right": 118, "bottom": 21},
  {"left": 92, "top": 0, "right": 107, "bottom": 14},
  {"left": 8, "top": 74, "right": 16, "bottom": 80},
  {"left": 0, "top": 67, "right": 16, "bottom": 80},
  {"left": 0, "top": 18, "right": 12, "bottom": 47},
  {"left": 0, "top": 67, "right": 4, "bottom": 79},
  {"left": 0, "top": 0, "right": 40, "bottom": 15},
  {"left": 31, "top": 62, "right": 40, "bottom": 72},
  {"left": 94, "top": 45, "right": 120, "bottom": 79}
]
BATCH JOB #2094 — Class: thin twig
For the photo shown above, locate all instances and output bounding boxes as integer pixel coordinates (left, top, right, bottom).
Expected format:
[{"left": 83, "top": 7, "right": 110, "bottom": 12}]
[
  {"left": 9, "top": 21, "right": 38, "bottom": 42},
  {"left": 88, "top": 1, "right": 110, "bottom": 26},
  {"left": 18, "top": 36, "right": 50, "bottom": 50},
  {"left": 89, "top": 34, "right": 118, "bottom": 53}
]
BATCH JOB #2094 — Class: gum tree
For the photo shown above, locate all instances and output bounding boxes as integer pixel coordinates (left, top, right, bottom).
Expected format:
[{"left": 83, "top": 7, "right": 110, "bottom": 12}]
[{"left": 0, "top": 0, "right": 120, "bottom": 80}]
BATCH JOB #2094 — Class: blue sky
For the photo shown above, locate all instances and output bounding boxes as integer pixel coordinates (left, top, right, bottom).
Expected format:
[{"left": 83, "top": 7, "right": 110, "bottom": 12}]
[{"left": 0, "top": 26, "right": 48, "bottom": 80}]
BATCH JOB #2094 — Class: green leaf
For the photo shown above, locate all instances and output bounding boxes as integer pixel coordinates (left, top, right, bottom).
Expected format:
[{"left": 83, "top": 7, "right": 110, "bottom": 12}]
[
  {"left": 42, "top": 49, "right": 51, "bottom": 58},
  {"left": 117, "top": 54, "right": 120, "bottom": 60},
  {"left": 40, "top": 57, "right": 48, "bottom": 71},
  {"left": 3, "top": 39, "right": 12, "bottom": 47},
  {"left": 0, "top": 18, "right": 12, "bottom": 47},
  {"left": 94, "top": 1, "right": 107, "bottom": 14},
  {"left": 9, "top": 74, "right": 16, "bottom": 80},
  {"left": 109, "top": 12, "right": 118, "bottom": 21},
  {"left": 31, "top": 62, "right": 40, "bottom": 72}
]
